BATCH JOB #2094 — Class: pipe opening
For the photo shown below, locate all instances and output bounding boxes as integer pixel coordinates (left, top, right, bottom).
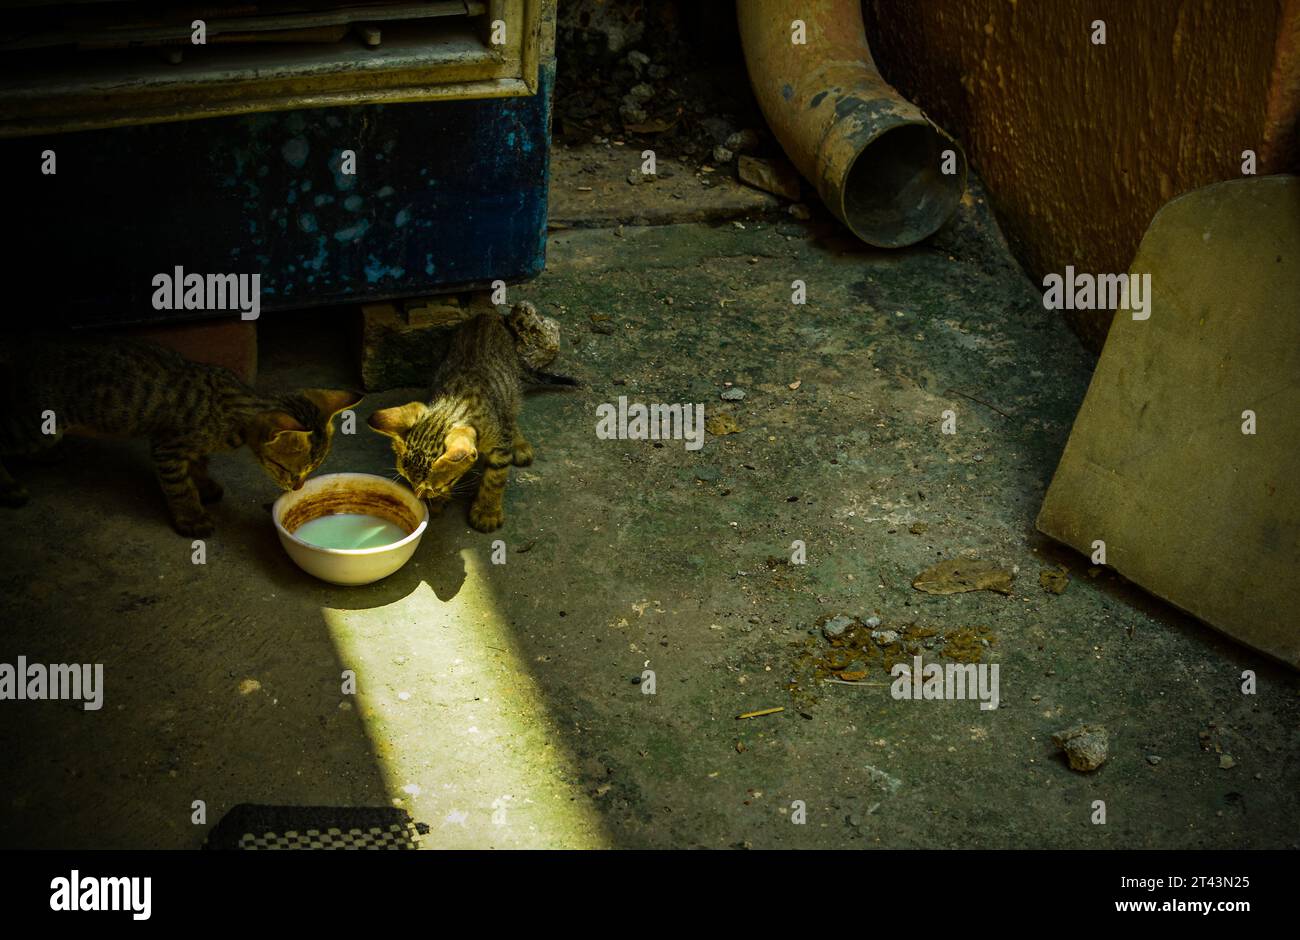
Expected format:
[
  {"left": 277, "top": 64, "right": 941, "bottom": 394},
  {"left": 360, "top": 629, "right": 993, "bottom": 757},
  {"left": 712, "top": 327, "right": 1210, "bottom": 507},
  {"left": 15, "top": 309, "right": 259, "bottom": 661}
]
[{"left": 841, "top": 124, "right": 966, "bottom": 247}]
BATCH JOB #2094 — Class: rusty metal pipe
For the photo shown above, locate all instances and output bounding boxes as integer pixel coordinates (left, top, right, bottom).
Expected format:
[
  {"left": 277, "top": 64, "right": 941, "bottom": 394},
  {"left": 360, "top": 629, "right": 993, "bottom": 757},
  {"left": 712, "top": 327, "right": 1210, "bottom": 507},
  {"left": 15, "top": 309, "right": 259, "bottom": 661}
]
[{"left": 736, "top": 0, "right": 966, "bottom": 247}]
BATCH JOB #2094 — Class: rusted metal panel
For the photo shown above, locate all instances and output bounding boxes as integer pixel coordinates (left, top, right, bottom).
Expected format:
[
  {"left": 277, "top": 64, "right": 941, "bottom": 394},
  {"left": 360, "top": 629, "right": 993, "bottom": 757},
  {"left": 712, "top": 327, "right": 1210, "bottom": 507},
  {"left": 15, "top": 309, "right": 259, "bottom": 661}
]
[
  {"left": 4, "top": 62, "right": 555, "bottom": 328},
  {"left": 0, "top": 0, "right": 553, "bottom": 136}
]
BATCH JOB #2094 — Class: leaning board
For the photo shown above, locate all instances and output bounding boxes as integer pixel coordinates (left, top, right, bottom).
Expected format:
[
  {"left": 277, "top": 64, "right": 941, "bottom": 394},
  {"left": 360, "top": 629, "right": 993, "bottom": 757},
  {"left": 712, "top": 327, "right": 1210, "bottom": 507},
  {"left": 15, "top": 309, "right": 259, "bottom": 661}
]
[{"left": 1037, "top": 175, "right": 1300, "bottom": 668}]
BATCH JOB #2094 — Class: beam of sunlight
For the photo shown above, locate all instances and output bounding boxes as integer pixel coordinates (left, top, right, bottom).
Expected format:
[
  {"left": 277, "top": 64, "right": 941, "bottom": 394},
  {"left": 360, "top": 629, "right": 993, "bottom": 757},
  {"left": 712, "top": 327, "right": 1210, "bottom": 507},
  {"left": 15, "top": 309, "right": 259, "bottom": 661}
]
[{"left": 320, "top": 549, "right": 608, "bottom": 848}]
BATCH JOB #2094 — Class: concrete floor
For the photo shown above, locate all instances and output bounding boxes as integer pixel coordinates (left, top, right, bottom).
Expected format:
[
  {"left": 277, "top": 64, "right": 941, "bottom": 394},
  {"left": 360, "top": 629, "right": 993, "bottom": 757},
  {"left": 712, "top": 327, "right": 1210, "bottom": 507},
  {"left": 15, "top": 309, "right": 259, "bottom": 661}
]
[{"left": 2, "top": 161, "right": 1297, "bottom": 849}]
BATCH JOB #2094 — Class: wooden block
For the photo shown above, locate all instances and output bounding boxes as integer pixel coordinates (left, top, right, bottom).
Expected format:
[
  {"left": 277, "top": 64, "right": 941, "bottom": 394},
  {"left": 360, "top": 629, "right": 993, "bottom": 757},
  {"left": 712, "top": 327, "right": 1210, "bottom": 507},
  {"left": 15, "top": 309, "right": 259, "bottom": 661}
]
[
  {"left": 127, "top": 319, "right": 257, "bottom": 385},
  {"left": 358, "top": 293, "right": 483, "bottom": 392}
]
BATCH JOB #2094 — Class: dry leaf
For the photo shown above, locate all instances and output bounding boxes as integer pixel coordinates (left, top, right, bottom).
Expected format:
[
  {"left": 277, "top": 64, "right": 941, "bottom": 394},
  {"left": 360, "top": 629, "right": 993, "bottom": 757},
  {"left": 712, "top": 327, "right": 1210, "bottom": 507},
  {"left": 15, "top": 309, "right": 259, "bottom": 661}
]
[
  {"left": 1040, "top": 565, "right": 1070, "bottom": 595},
  {"left": 706, "top": 414, "right": 743, "bottom": 436},
  {"left": 912, "top": 558, "right": 1015, "bottom": 596}
]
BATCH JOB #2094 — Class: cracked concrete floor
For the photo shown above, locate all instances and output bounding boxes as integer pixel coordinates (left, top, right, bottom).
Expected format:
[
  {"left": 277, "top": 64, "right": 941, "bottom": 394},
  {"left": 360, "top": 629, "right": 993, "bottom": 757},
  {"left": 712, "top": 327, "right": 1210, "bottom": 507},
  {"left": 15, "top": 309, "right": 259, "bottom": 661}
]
[{"left": 1, "top": 180, "right": 1297, "bottom": 849}]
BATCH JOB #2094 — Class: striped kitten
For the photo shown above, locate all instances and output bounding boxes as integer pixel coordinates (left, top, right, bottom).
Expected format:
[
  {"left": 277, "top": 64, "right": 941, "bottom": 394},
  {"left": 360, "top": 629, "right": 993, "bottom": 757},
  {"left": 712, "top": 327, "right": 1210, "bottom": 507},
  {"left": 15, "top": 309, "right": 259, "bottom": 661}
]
[
  {"left": 367, "top": 311, "right": 574, "bottom": 533},
  {"left": 0, "top": 339, "right": 361, "bottom": 536}
]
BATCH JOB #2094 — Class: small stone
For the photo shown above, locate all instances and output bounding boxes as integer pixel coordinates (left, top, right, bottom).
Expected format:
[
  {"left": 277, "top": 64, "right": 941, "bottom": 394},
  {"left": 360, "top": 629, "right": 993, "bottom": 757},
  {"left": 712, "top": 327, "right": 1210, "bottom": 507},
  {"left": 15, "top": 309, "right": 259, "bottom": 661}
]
[
  {"left": 626, "top": 50, "right": 650, "bottom": 75},
  {"left": 619, "top": 103, "right": 648, "bottom": 125},
  {"left": 712, "top": 145, "right": 735, "bottom": 165},
  {"left": 1220, "top": 754, "right": 1236, "bottom": 770},
  {"left": 693, "top": 466, "right": 721, "bottom": 482},
  {"left": 788, "top": 203, "right": 812, "bottom": 220},
  {"left": 1147, "top": 755, "right": 1162, "bottom": 765},
  {"left": 626, "top": 82, "right": 655, "bottom": 104},
  {"left": 864, "top": 615, "right": 882, "bottom": 628},
  {"left": 871, "top": 630, "right": 899, "bottom": 644},
  {"left": 725, "top": 129, "right": 761, "bottom": 154},
  {"left": 1052, "top": 724, "right": 1109, "bottom": 772},
  {"left": 847, "top": 813, "right": 862, "bottom": 828},
  {"left": 821, "top": 615, "right": 854, "bottom": 639},
  {"left": 721, "top": 388, "right": 746, "bottom": 401},
  {"left": 737, "top": 155, "right": 801, "bottom": 200}
]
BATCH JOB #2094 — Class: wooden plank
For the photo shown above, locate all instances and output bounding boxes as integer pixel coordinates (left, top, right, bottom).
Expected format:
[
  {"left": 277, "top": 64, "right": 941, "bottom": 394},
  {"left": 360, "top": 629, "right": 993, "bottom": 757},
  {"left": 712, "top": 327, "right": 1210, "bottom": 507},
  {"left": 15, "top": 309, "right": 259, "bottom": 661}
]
[
  {"left": 1037, "top": 175, "right": 1300, "bottom": 667},
  {"left": 0, "top": 2, "right": 485, "bottom": 52}
]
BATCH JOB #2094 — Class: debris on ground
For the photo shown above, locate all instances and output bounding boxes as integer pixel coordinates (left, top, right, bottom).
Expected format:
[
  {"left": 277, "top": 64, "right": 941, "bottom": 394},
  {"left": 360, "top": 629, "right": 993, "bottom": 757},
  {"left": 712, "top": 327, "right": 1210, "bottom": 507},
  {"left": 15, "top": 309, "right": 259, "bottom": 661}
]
[
  {"left": 791, "top": 616, "right": 996, "bottom": 703},
  {"left": 1052, "top": 724, "right": 1110, "bottom": 771},
  {"left": 720, "top": 387, "right": 746, "bottom": 401},
  {"left": 864, "top": 765, "right": 903, "bottom": 794},
  {"left": 554, "top": 21, "right": 766, "bottom": 168},
  {"left": 737, "top": 155, "right": 802, "bottom": 200},
  {"left": 912, "top": 558, "right": 1016, "bottom": 595},
  {"left": 736, "top": 706, "right": 784, "bottom": 720},
  {"left": 705, "top": 413, "right": 743, "bottom": 436},
  {"left": 1040, "top": 565, "right": 1070, "bottom": 594}
]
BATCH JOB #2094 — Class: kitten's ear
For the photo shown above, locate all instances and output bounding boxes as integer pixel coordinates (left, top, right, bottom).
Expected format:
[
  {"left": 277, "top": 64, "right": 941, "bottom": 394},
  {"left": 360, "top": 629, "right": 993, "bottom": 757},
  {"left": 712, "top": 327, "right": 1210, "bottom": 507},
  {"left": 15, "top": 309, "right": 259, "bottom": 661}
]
[
  {"left": 302, "top": 388, "right": 364, "bottom": 419},
  {"left": 255, "top": 411, "right": 310, "bottom": 444},
  {"left": 444, "top": 424, "right": 478, "bottom": 463},
  {"left": 367, "top": 402, "right": 429, "bottom": 440}
]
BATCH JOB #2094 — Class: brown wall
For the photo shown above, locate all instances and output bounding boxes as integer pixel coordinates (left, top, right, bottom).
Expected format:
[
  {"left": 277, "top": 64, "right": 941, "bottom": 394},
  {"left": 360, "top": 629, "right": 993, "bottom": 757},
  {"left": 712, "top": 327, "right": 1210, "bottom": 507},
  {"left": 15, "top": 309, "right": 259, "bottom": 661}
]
[{"left": 863, "top": 0, "right": 1300, "bottom": 350}]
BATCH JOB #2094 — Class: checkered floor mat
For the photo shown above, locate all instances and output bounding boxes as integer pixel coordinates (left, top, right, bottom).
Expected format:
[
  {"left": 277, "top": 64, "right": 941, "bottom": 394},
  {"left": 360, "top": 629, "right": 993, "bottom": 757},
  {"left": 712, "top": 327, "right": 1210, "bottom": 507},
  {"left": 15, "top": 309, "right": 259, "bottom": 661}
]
[{"left": 205, "top": 804, "right": 430, "bottom": 850}]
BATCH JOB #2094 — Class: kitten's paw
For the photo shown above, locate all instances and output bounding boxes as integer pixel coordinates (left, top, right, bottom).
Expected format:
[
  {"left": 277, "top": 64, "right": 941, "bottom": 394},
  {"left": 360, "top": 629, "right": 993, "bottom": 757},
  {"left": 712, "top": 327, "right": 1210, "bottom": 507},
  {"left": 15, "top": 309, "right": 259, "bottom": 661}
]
[
  {"left": 174, "top": 513, "right": 215, "bottom": 538},
  {"left": 0, "top": 485, "right": 30, "bottom": 508},
  {"left": 469, "top": 502, "right": 504, "bottom": 532},
  {"left": 196, "top": 479, "right": 224, "bottom": 504},
  {"left": 511, "top": 441, "right": 534, "bottom": 467}
]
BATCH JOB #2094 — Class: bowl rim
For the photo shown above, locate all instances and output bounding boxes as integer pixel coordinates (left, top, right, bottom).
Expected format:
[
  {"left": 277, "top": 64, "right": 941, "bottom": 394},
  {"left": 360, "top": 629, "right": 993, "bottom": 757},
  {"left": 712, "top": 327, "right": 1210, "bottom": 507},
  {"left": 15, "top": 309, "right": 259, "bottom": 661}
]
[{"left": 272, "top": 471, "right": 429, "bottom": 557}]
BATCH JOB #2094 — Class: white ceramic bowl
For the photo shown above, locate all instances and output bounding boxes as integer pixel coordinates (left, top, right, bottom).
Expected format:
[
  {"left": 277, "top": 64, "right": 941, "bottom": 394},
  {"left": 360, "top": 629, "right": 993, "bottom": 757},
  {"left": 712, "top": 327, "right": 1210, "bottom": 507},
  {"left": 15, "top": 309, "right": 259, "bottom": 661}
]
[{"left": 272, "top": 472, "right": 428, "bottom": 586}]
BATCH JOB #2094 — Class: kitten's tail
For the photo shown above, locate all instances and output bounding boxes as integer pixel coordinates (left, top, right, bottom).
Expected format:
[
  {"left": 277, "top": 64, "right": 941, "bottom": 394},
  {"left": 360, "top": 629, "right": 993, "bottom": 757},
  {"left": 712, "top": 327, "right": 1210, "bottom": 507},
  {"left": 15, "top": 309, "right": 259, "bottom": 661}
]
[{"left": 523, "top": 365, "right": 581, "bottom": 388}]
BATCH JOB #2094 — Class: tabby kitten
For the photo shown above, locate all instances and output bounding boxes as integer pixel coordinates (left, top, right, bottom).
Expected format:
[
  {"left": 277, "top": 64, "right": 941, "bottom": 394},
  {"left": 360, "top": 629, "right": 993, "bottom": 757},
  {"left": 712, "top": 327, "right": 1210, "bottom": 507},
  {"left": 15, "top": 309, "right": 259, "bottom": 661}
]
[
  {"left": 367, "top": 311, "right": 574, "bottom": 533},
  {"left": 0, "top": 339, "right": 362, "bottom": 536}
]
